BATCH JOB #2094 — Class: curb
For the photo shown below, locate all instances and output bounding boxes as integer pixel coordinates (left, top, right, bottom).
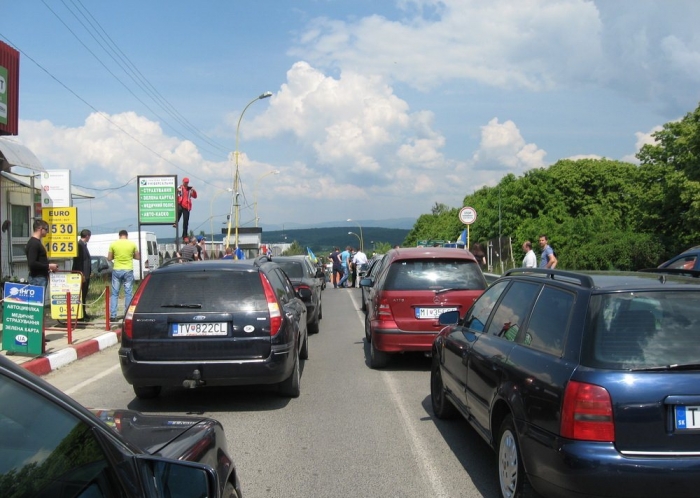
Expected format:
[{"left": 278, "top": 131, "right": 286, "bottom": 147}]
[{"left": 22, "top": 329, "right": 122, "bottom": 377}]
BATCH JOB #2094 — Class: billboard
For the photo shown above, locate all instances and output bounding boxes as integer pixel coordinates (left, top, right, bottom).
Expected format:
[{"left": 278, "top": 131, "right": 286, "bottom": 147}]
[{"left": 0, "top": 41, "right": 19, "bottom": 136}]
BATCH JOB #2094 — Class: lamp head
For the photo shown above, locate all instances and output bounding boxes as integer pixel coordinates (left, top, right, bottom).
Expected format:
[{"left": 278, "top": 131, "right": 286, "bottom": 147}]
[{"left": 259, "top": 91, "right": 273, "bottom": 99}]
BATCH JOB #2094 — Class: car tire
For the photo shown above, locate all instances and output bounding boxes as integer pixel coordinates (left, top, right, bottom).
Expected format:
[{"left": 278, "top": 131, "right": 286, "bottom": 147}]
[
  {"left": 133, "top": 385, "right": 161, "bottom": 399},
  {"left": 430, "top": 356, "right": 457, "bottom": 419},
  {"left": 364, "top": 314, "right": 372, "bottom": 343},
  {"left": 279, "top": 356, "right": 301, "bottom": 398},
  {"left": 369, "top": 333, "right": 389, "bottom": 369},
  {"left": 300, "top": 331, "right": 309, "bottom": 360},
  {"left": 308, "top": 312, "right": 320, "bottom": 334},
  {"left": 498, "top": 414, "right": 536, "bottom": 498}
]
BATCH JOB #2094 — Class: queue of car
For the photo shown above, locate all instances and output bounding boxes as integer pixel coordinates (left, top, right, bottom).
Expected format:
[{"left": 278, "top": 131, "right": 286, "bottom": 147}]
[{"left": 6, "top": 247, "right": 700, "bottom": 498}]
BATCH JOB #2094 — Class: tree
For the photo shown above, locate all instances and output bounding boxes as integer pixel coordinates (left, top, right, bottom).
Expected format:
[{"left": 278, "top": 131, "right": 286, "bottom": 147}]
[{"left": 282, "top": 241, "right": 305, "bottom": 256}]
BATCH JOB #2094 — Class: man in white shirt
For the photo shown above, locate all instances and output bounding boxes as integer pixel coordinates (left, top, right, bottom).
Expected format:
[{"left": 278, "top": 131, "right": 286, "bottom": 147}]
[
  {"left": 522, "top": 241, "right": 537, "bottom": 268},
  {"left": 352, "top": 249, "right": 369, "bottom": 288}
]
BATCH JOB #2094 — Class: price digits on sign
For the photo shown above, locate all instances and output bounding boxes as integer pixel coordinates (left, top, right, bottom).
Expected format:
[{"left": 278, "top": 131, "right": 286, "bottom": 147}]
[
  {"left": 51, "top": 224, "right": 74, "bottom": 235},
  {"left": 46, "top": 241, "right": 75, "bottom": 252}
]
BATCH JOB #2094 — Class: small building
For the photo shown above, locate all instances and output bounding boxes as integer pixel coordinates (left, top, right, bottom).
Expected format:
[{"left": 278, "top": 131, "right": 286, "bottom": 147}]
[{"left": 0, "top": 138, "right": 94, "bottom": 282}]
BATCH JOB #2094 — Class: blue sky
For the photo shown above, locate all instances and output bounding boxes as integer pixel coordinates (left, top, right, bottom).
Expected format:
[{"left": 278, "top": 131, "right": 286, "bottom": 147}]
[{"left": 1, "top": 1, "right": 699, "bottom": 238}]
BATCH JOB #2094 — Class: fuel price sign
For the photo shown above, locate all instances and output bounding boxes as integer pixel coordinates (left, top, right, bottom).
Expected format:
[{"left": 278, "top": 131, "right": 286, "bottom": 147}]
[{"left": 42, "top": 207, "right": 78, "bottom": 258}]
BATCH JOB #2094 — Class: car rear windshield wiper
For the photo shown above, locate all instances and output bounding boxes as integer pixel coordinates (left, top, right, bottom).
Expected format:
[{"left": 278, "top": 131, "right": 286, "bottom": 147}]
[
  {"left": 160, "top": 303, "right": 202, "bottom": 309},
  {"left": 434, "top": 288, "right": 467, "bottom": 295},
  {"left": 630, "top": 363, "right": 700, "bottom": 372}
]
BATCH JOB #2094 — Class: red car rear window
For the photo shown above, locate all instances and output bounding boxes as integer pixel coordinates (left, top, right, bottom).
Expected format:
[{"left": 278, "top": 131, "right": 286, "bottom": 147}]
[{"left": 384, "top": 259, "right": 485, "bottom": 291}]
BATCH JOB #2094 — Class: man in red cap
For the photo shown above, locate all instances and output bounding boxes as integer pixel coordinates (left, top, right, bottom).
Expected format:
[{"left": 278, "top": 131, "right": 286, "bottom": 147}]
[{"left": 174, "top": 177, "right": 197, "bottom": 239}]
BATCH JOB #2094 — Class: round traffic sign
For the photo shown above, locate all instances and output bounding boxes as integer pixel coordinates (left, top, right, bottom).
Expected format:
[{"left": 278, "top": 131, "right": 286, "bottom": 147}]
[{"left": 459, "top": 206, "right": 477, "bottom": 225}]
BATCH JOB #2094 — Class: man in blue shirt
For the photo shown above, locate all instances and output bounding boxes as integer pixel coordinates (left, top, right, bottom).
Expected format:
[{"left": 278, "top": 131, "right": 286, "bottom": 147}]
[
  {"left": 538, "top": 235, "right": 558, "bottom": 269},
  {"left": 337, "top": 246, "right": 352, "bottom": 288}
]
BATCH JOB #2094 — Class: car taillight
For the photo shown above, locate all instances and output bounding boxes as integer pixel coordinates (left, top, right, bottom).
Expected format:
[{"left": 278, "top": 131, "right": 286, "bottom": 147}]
[
  {"left": 377, "top": 297, "right": 394, "bottom": 321},
  {"left": 123, "top": 274, "right": 150, "bottom": 339},
  {"left": 561, "top": 380, "right": 615, "bottom": 442},
  {"left": 260, "top": 273, "right": 282, "bottom": 336}
]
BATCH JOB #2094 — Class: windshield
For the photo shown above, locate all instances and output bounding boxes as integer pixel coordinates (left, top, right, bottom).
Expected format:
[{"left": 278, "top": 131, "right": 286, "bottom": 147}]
[
  {"left": 384, "top": 259, "right": 485, "bottom": 291},
  {"left": 582, "top": 291, "right": 700, "bottom": 370},
  {"left": 277, "top": 261, "right": 304, "bottom": 279}
]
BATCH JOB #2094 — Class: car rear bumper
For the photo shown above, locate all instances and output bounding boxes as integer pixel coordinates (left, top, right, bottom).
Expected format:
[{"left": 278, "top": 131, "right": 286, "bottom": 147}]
[
  {"left": 521, "top": 435, "right": 700, "bottom": 498},
  {"left": 118, "top": 343, "right": 295, "bottom": 387},
  {"left": 371, "top": 327, "right": 437, "bottom": 353}
]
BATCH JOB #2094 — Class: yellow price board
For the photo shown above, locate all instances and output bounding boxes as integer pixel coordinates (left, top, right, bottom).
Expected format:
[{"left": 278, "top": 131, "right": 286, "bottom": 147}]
[
  {"left": 42, "top": 207, "right": 78, "bottom": 258},
  {"left": 49, "top": 272, "right": 84, "bottom": 320}
]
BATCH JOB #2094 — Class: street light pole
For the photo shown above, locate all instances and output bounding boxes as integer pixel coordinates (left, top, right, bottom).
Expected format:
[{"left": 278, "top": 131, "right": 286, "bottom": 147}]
[
  {"left": 347, "top": 218, "right": 363, "bottom": 252},
  {"left": 254, "top": 170, "right": 280, "bottom": 227},
  {"left": 225, "top": 91, "right": 273, "bottom": 248},
  {"left": 210, "top": 187, "right": 233, "bottom": 243},
  {"left": 348, "top": 231, "right": 361, "bottom": 247}
]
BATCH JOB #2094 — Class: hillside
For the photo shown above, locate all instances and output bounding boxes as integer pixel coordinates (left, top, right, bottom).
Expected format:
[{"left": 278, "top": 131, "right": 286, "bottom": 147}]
[{"left": 262, "top": 227, "right": 409, "bottom": 252}]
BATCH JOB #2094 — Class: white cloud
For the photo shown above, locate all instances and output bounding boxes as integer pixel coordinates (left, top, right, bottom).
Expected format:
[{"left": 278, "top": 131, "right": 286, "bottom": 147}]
[
  {"left": 620, "top": 124, "right": 664, "bottom": 163},
  {"left": 291, "top": 0, "right": 604, "bottom": 91},
  {"left": 472, "top": 118, "right": 547, "bottom": 173}
]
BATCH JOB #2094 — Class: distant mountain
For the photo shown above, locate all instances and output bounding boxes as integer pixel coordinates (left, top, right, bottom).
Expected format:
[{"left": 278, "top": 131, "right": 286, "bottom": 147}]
[
  {"left": 262, "top": 227, "right": 410, "bottom": 251},
  {"left": 260, "top": 217, "right": 416, "bottom": 231}
]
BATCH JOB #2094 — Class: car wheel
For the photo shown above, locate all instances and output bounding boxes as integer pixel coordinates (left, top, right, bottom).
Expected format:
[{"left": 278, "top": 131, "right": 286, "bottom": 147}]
[
  {"left": 223, "top": 482, "right": 240, "bottom": 498},
  {"left": 133, "top": 385, "right": 161, "bottom": 399},
  {"left": 300, "top": 331, "right": 309, "bottom": 360},
  {"left": 369, "top": 333, "right": 389, "bottom": 369},
  {"left": 498, "top": 414, "right": 536, "bottom": 498},
  {"left": 279, "top": 356, "right": 301, "bottom": 398},
  {"left": 431, "top": 356, "right": 457, "bottom": 419},
  {"left": 308, "top": 312, "right": 320, "bottom": 334},
  {"left": 364, "top": 314, "right": 372, "bottom": 343}
]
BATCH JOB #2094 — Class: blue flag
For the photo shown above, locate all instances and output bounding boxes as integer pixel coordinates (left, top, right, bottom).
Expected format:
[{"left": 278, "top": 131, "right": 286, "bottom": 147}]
[
  {"left": 458, "top": 229, "right": 467, "bottom": 245},
  {"left": 307, "top": 247, "right": 318, "bottom": 263}
]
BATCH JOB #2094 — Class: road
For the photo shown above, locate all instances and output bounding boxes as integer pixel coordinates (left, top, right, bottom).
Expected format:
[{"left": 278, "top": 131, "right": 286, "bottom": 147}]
[{"left": 44, "top": 287, "right": 501, "bottom": 498}]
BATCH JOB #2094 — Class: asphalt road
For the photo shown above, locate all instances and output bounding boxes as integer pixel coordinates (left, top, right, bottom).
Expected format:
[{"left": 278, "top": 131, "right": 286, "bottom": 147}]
[{"left": 44, "top": 287, "right": 502, "bottom": 498}]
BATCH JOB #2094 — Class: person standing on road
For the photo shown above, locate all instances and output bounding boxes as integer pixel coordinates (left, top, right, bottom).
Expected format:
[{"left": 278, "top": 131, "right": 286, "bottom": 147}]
[
  {"left": 108, "top": 230, "right": 140, "bottom": 320},
  {"left": 222, "top": 247, "right": 234, "bottom": 259},
  {"left": 329, "top": 247, "right": 342, "bottom": 288},
  {"left": 26, "top": 219, "right": 58, "bottom": 289},
  {"left": 180, "top": 237, "right": 198, "bottom": 261},
  {"left": 352, "top": 248, "right": 368, "bottom": 287},
  {"left": 522, "top": 241, "right": 537, "bottom": 268},
  {"left": 196, "top": 236, "right": 207, "bottom": 260},
  {"left": 338, "top": 246, "right": 352, "bottom": 288},
  {"left": 72, "top": 229, "right": 92, "bottom": 316},
  {"left": 538, "top": 235, "right": 558, "bottom": 269},
  {"left": 174, "top": 177, "right": 197, "bottom": 239}
]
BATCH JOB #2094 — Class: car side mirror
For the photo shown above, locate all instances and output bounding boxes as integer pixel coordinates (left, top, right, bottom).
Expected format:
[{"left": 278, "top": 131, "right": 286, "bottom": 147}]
[
  {"left": 359, "top": 277, "right": 372, "bottom": 288},
  {"left": 316, "top": 268, "right": 325, "bottom": 278},
  {"left": 439, "top": 310, "right": 460, "bottom": 325},
  {"left": 136, "top": 455, "right": 218, "bottom": 497},
  {"left": 297, "top": 287, "right": 312, "bottom": 301}
]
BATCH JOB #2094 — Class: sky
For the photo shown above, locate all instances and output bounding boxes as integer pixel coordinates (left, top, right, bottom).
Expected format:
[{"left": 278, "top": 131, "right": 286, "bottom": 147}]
[{"left": 1, "top": 0, "right": 699, "bottom": 239}]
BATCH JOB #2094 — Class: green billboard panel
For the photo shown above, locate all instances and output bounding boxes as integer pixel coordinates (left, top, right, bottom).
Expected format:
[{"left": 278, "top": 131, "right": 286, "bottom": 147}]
[{"left": 138, "top": 175, "right": 177, "bottom": 224}]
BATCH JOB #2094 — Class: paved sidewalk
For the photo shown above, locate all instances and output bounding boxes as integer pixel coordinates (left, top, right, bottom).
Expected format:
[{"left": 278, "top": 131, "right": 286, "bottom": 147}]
[{"left": 1, "top": 317, "right": 122, "bottom": 377}]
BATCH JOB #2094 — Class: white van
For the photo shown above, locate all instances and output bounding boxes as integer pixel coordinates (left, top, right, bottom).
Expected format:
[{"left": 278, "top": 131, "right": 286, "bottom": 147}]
[{"left": 88, "top": 231, "right": 159, "bottom": 280}]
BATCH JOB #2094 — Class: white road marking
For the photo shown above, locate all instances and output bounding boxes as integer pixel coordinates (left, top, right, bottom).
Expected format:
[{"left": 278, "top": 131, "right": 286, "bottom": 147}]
[
  {"left": 350, "top": 291, "right": 449, "bottom": 498},
  {"left": 64, "top": 363, "right": 121, "bottom": 396}
]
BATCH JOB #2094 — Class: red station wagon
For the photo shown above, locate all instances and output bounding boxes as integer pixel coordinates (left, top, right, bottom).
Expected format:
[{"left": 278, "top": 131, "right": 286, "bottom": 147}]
[{"left": 361, "top": 247, "right": 487, "bottom": 368}]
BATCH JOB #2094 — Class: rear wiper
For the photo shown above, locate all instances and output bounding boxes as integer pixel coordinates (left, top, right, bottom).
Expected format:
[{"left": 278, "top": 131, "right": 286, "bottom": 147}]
[
  {"left": 434, "top": 288, "right": 464, "bottom": 295},
  {"left": 160, "top": 303, "right": 202, "bottom": 309},
  {"left": 631, "top": 363, "right": 700, "bottom": 372}
]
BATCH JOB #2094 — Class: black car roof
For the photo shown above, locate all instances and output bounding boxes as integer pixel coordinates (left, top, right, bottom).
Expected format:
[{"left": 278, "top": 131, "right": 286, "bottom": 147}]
[
  {"left": 154, "top": 259, "right": 267, "bottom": 275},
  {"left": 504, "top": 268, "right": 700, "bottom": 292}
]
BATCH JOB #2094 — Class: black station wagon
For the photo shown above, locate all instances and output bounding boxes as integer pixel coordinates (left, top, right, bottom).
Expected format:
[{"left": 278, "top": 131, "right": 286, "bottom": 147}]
[
  {"left": 119, "top": 256, "right": 309, "bottom": 399},
  {"left": 431, "top": 268, "right": 700, "bottom": 498}
]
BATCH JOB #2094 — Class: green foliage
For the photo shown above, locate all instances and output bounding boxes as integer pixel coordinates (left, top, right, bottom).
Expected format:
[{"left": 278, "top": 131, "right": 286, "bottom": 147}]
[
  {"left": 372, "top": 242, "right": 393, "bottom": 254},
  {"left": 282, "top": 241, "right": 305, "bottom": 256}
]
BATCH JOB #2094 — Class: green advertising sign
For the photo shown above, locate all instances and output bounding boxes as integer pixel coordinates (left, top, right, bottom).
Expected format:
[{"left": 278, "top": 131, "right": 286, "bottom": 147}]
[
  {"left": 138, "top": 175, "right": 177, "bottom": 224},
  {"left": 0, "top": 65, "right": 8, "bottom": 125},
  {"left": 2, "top": 283, "right": 45, "bottom": 356}
]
